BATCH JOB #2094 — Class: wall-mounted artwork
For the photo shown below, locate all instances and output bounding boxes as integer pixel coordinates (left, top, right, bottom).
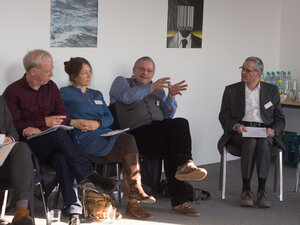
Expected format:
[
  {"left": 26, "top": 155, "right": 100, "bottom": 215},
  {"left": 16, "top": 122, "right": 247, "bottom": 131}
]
[
  {"left": 167, "top": 0, "right": 204, "bottom": 48},
  {"left": 50, "top": 0, "right": 98, "bottom": 47}
]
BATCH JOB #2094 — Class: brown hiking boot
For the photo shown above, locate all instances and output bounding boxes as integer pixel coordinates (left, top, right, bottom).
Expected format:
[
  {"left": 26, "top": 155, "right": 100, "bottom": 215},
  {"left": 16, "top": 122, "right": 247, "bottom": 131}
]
[
  {"left": 240, "top": 190, "right": 254, "bottom": 207},
  {"left": 175, "top": 160, "right": 207, "bottom": 181},
  {"left": 173, "top": 202, "right": 200, "bottom": 217},
  {"left": 128, "top": 180, "right": 156, "bottom": 203},
  {"left": 125, "top": 202, "right": 152, "bottom": 219},
  {"left": 257, "top": 191, "right": 271, "bottom": 208},
  {"left": 123, "top": 154, "right": 156, "bottom": 204}
]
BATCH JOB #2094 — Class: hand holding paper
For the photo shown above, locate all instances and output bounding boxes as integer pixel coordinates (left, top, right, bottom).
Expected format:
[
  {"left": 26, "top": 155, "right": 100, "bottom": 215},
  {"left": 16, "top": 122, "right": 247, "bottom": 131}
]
[{"left": 242, "top": 127, "right": 267, "bottom": 138}]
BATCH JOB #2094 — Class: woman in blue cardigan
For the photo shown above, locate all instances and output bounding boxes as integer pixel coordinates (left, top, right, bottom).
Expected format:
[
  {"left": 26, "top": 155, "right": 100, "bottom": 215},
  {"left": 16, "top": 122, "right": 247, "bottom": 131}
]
[{"left": 60, "top": 57, "right": 155, "bottom": 220}]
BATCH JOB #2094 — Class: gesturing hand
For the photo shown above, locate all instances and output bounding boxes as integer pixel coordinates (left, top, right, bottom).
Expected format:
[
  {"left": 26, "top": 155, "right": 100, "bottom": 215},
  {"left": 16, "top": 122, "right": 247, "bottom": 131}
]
[
  {"left": 45, "top": 115, "right": 67, "bottom": 127},
  {"left": 150, "top": 77, "right": 170, "bottom": 92},
  {"left": 168, "top": 80, "right": 188, "bottom": 98}
]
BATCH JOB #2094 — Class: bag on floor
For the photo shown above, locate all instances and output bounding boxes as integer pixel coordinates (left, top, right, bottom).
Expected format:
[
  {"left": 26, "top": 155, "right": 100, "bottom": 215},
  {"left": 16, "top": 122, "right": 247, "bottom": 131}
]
[{"left": 81, "top": 183, "right": 122, "bottom": 222}]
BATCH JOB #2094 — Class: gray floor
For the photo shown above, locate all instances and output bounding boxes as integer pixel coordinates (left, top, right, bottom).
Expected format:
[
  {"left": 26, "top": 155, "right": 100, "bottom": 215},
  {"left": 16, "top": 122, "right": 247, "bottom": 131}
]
[{"left": 2, "top": 160, "right": 300, "bottom": 225}]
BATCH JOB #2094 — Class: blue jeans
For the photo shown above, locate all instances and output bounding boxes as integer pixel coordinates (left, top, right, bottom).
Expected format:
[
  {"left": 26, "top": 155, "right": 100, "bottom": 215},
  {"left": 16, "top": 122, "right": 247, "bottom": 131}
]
[{"left": 27, "top": 128, "right": 94, "bottom": 215}]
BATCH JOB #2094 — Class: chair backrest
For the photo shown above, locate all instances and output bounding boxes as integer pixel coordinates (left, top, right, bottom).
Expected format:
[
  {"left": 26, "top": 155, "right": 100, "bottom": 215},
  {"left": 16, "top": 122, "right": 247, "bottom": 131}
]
[
  {"left": 226, "top": 145, "right": 241, "bottom": 157},
  {"left": 108, "top": 104, "right": 121, "bottom": 130}
]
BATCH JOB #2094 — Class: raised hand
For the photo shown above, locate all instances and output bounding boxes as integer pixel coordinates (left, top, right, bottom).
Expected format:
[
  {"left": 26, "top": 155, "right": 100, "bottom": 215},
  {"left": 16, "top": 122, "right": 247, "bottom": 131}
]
[
  {"left": 150, "top": 77, "right": 171, "bottom": 92},
  {"left": 168, "top": 80, "right": 188, "bottom": 98}
]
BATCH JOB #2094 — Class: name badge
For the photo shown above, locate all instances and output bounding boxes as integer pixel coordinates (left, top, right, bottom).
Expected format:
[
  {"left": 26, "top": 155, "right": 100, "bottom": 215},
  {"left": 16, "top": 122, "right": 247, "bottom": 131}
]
[
  {"left": 264, "top": 101, "right": 273, "bottom": 109},
  {"left": 94, "top": 100, "right": 103, "bottom": 105}
]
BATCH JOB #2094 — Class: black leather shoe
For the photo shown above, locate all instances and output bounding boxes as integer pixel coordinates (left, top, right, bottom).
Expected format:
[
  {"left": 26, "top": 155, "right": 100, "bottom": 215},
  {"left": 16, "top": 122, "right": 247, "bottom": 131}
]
[
  {"left": 14, "top": 217, "right": 34, "bottom": 225},
  {"left": 257, "top": 190, "right": 271, "bottom": 208},
  {"left": 240, "top": 190, "right": 254, "bottom": 207}
]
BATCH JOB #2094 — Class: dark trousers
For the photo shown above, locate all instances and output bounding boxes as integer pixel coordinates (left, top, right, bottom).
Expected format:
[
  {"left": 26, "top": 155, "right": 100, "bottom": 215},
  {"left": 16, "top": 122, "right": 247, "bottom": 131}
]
[
  {"left": 0, "top": 142, "right": 34, "bottom": 203},
  {"left": 27, "top": 128, "right": 94, "bottom": 215},
  {"left": 129, "top": 118, "right": 192, "bottom": 207},
  {"left": 229, "top": 132, "right": 272, "bottom": 180}
]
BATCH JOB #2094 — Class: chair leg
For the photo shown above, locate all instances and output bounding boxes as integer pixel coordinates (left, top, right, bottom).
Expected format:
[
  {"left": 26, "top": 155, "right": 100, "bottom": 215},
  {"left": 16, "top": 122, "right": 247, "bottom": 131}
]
[
  {"left": 116, "top": 163, "right": 122, "bottom": 204},
  {"left": 102, "top": 164, "right": 108, "bottom": 177},
  {"left": 0, "top": 190, "right": 8, "bottom": 219},
  {"left": 52, "top": 183, "right": 60, "bottom": 209},
  {"left": 279, "top": 151, "right": 283, "bottom": 201},
  {"left": 39, "top": 182, "right": 51, "bottom": 225},
  {"left": 273, "top": 155, "right": 278, "bottom": 194},
  {"left": 295, "top": 154, "right": 300, "bottom": 192},
  {"left": 222, "top": 148, "right": 227, "bottom": 200},
  {"left": 219, "top": 156, "right": 223, "bottom": 192}
]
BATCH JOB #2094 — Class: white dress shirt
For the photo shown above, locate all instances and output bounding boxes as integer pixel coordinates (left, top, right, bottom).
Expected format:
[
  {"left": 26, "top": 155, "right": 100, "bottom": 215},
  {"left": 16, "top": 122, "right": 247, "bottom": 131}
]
[
  {"left": 174, "top": 31, "right": 192, "bottom": 48},
  {"left": 242, "top": 82, "right": 263, "bottom": 123}
]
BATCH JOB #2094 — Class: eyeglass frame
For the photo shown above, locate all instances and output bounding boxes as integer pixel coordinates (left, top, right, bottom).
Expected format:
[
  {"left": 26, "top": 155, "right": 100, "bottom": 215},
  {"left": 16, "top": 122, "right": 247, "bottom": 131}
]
[
  {"left": 136, "top": 67, "right": 154, "bottom": 74},
  {"left": 239, "top": 66, "right": 258, "bottom": 73}
]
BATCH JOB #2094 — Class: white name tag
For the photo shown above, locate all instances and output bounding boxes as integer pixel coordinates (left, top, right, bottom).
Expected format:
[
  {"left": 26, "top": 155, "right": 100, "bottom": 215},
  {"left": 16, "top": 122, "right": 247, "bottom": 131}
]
[
  {"left": 264, "top": 101, "right": 273, "bottom": 109},
  {"left": 94, "top": 100, "right": 103, "bottom": 105}
]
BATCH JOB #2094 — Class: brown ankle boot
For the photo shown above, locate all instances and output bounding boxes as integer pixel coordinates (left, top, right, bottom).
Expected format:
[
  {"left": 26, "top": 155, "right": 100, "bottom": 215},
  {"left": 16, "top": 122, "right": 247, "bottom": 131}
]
[
  {"left": 12, "top": 206, "right": 34, "bottom": 225},
  {"left": 128, "top": 180, "right": 156, "bottom": 203},
  {"left": 123, "top": 154, "right": 156, "bottom": 204},
  {"left": 125, "top": 202, "right": 152, "bottom": 219}
]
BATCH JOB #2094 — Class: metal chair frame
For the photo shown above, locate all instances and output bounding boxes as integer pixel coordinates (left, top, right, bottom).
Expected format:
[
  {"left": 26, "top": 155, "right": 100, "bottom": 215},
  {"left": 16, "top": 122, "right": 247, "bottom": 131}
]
[
  {"left": 0, "top": 171, "right": 51, "bottom": 225},
  {"left": 219, "top": 145, "right": 283, "bottom": 201},
  {"left": 294, "top": 153, "right": 300, "bottom": 192}
]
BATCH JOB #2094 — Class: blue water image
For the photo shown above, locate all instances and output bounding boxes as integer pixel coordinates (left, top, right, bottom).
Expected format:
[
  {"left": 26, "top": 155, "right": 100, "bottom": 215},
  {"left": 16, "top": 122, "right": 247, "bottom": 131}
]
[{"left": 51, "top": 0, "right": 98, "bottom": 47}]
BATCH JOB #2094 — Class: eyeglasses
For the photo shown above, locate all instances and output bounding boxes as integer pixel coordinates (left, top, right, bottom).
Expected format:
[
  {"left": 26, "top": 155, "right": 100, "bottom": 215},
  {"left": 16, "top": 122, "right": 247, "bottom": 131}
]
[
  {"left": 239, "top": 67, "right": 257, "bottom": 73},
  {"left": 137, "top": 67, "right": 154, "bottom": 74}
]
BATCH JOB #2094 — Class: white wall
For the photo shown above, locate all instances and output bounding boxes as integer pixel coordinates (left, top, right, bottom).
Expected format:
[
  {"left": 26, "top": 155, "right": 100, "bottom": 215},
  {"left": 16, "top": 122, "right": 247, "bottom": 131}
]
[
  {"left": 280, "top": 0, "right": 300, "bottom": 134},
  {"left": 0, "top": 0, "right": 283, "bottom": 165}
]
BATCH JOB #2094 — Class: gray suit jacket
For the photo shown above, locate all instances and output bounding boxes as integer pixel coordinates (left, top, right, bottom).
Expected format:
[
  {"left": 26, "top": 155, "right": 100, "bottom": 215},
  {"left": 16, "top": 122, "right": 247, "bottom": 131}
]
[
  {"left": 0, "top": 95, "right": 19, "bottom": 141},
  {"left": 218, "top": 82, "right": 285, "bottom": 154}
]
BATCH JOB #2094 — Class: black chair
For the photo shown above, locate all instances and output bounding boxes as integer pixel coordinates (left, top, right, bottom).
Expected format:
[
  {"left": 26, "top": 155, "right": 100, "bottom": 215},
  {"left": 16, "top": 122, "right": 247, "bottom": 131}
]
[
  {"left": 38, "top": 164, "right": 60, "bottom": 210},
  {"left": 108, "top": 104, "right": 164, "bottom": 195},
  {"left": 219, "top": 145, "right": 283, "bottom": 201},
  {"left": 0, "top": 169, "right": 51, "bottom": 225},
  {"left": 86, "top": 156, "right": 122, "bottom": 204}
]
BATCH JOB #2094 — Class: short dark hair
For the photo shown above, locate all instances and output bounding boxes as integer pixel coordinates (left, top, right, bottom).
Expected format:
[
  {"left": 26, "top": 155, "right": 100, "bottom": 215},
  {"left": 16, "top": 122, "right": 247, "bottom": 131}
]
[{"left": 64, "top": 57, "right": 92, "bottom": 82}]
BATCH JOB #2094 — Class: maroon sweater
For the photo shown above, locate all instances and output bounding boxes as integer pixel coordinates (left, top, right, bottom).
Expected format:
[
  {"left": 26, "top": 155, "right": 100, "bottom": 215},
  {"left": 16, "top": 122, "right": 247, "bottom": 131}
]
[{"left": 3, "top": 75, "right": 68, "bottom": 139}]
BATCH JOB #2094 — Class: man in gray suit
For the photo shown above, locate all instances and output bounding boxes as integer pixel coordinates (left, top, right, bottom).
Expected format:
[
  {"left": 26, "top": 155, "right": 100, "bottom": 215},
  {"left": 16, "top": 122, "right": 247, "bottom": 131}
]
[
  {"left": 218, "top": 56, "right": 285, "bottom": 208},
  {"left": 0, "top": 95, "right": 34, "bottom": 225}
]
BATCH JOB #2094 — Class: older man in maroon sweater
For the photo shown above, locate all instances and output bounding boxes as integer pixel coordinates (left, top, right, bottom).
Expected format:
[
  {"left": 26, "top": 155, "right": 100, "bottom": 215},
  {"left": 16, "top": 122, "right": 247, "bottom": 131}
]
[{"left": 3, "top": 49, "right": 119, "bottom": 225}]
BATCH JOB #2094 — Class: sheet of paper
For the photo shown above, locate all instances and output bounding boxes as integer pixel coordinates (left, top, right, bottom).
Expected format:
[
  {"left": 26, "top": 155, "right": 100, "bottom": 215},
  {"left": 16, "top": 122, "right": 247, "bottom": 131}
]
[
  {"left": 242, "top": 127, "right": 267, "bottom": 138},
  {"left": 0, "top": 142, "right": 16, "bottom": 166},
  {"left": 100, "top": 128, "right": 129, "bottom": 137},
  {"left": 27, "top": 125, "right": 74, "bottom": 140}
]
